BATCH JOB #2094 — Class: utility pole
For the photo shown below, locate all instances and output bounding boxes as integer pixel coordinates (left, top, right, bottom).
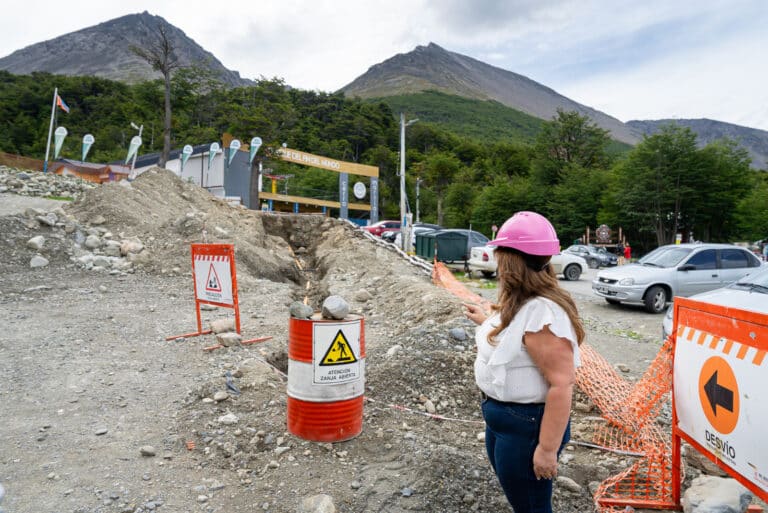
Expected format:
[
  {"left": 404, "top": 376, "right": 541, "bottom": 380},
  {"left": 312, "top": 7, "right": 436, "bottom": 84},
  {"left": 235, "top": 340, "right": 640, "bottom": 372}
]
[
  {"left": 399, "top": 112, "right": 418, "bottom": 252},
  {"left": 416, "top": 178, "right": 422, "bottom": 224}
]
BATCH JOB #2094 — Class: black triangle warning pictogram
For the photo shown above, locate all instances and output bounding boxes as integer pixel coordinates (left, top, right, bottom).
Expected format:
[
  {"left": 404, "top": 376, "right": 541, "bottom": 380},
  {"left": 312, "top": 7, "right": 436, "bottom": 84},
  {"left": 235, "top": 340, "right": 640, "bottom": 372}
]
[
  {"left": 320, "top": 330, "right": 358, "bottom": 366},
  {"left": 205, "top": 263, "right": 223, "bottom": 292}
]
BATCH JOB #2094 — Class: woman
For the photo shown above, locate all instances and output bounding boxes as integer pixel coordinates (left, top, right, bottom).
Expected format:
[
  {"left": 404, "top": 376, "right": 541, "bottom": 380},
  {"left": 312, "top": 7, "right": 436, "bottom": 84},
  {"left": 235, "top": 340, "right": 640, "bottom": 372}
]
[{"left": 463, "top": 211, "right": 585, "bottom": 513}]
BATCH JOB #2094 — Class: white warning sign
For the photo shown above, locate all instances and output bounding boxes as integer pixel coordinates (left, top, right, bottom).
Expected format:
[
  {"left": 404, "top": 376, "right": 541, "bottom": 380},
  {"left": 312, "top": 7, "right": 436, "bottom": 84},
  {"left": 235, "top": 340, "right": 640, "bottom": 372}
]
[
  {"left": 313, "top": 321, "right": 362, "bottom": 385},
  {"left": 194, "top": 254, "right": 233, "bottom": 305}
]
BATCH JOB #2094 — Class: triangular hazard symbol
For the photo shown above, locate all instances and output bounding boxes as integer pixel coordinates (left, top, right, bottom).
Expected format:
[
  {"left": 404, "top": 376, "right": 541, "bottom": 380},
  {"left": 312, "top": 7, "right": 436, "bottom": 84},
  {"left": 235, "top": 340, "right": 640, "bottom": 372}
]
[
  {"left": 320, "top": 330, "right": 358, "bottom": 366},
  {"left": 205, "top": 264, "right": 222, "bottom": 292}
]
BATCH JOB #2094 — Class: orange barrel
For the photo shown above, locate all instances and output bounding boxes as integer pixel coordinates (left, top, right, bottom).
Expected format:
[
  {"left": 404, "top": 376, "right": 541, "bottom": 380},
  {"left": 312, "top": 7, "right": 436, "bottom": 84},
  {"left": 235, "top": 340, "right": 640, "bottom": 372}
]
[{"left": 287, "top": 313, "right": 365, "bottom": 442}]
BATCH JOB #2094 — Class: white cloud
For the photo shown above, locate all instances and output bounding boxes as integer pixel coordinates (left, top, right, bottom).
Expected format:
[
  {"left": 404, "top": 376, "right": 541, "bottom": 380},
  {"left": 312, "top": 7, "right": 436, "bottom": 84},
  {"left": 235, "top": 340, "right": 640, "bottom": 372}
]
[{"left": 562, "top": 29, "right": 768, "bottom": 129}]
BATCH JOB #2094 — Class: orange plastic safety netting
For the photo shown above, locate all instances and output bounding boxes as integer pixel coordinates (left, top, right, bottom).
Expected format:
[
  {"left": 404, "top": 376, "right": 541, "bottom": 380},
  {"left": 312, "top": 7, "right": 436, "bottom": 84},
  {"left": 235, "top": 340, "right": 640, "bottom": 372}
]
[{"left": 431, "top": 262, "right": 678, "bottom": 511}]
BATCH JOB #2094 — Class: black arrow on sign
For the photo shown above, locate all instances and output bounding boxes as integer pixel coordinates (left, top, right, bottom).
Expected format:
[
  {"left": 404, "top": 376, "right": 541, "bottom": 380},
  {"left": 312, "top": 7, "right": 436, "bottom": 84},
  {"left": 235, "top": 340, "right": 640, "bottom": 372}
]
[{"left": 704, "top": 370, "right": 734, "bottom": 414}]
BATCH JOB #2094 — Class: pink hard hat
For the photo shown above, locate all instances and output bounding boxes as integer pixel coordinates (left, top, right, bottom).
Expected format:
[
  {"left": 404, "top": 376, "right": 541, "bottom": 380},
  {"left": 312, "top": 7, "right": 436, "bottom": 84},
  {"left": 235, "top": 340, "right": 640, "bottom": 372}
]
[{"left": 488, "top": 211, "right": 559, "bottom": 256}]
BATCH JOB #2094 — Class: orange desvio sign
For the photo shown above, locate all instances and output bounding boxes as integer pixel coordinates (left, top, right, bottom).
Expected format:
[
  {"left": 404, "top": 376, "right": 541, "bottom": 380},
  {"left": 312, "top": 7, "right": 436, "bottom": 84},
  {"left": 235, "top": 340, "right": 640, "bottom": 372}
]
[{"left": 673, "top": 298, "right": 768, "bottom": 501}]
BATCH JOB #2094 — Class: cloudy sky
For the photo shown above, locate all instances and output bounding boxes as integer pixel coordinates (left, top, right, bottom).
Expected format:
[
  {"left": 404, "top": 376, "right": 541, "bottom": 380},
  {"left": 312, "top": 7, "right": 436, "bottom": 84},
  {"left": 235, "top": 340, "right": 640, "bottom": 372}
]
[{"left": 2, "top": 0, "right": 766, "bottom": 129}]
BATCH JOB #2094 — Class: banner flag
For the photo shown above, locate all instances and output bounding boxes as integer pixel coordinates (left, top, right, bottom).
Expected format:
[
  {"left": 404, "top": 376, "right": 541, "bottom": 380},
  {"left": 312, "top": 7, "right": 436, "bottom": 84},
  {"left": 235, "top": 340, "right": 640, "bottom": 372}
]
[
  {"left": 81, "top": 134, "right": 94, "bottom": 162},
  {"left": 228, "top": 139, "right": 241, "bottom": 166},
  {"left": 54, "top": 126, "right": 68, "bottom": 159},
  {"left": 181, "top": 144, "right": 193, "bottom": 170},
  {"left": 249, "top": 137, "right": 262, "bottom": 165},
  {"left": 56, "top": 94, "right": 70, "bottom": 113},
  {"left": 125, "top": 135, "right": 142, "bottom": 164},
  {"left": 208, "top": 142, "right": 220, "bottom": 169}
]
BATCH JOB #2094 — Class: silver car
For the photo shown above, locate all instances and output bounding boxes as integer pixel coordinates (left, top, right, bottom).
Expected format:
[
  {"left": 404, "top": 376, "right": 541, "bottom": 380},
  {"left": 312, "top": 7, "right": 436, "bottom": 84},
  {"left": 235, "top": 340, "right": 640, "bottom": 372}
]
[
  {"left": 662, "top": 264, "right": 768, "bottom": 339},
  {"left": 592, "top": 243, "right": 763, "bottom": 313}
]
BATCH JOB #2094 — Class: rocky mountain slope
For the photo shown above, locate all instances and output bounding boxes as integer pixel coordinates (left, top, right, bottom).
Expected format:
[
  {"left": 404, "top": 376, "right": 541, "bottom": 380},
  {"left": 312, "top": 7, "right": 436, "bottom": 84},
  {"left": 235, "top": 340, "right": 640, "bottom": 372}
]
[
  {"left": 340, "top": 43, "right": 640, "bottom": 145},
  {"left": 0, "top": 11, "right": 250, "bottom": 86},
  {"left": 627, "top": 118, "right": 768, "bottom": 170}
]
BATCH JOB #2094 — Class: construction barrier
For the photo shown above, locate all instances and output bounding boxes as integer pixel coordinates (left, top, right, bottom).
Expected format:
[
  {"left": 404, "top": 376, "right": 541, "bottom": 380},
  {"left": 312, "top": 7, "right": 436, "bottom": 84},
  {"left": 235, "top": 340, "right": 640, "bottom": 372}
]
[
  {"left": 166, "top": 243, "right": 241, "bottom": 343},
  {"left": 287, "top": 314, "right": 366, "bottom": 442},
  {"left": 431, "top": 262, "right": 678, "bottom": 512},
  {"left": 672, "top": 298, "right": 768, "bottom": 504}
]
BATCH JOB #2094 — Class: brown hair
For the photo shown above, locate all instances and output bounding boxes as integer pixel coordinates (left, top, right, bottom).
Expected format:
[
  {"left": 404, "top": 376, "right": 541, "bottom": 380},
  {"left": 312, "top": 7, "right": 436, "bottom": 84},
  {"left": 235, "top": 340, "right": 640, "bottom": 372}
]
[{"left": 487, "top": 247, "right": 585, "bottom": 346}]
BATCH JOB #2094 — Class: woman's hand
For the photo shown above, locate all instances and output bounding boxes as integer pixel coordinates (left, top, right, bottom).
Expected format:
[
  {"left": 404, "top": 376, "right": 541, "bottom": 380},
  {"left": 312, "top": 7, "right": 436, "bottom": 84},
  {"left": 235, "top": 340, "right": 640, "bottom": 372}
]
[
  {"left": 462, "top": 303, "right": 487, "bottom": 325},
  {"left": 533, "top": 444, "right": 559, "bottom": 480}
]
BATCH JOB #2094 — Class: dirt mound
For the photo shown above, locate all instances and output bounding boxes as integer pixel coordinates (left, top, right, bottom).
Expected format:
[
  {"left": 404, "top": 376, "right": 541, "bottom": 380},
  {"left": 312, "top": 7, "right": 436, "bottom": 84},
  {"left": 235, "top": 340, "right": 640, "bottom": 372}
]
[{"left": 64, "top": 167, "right": 301, "bottom": 285}]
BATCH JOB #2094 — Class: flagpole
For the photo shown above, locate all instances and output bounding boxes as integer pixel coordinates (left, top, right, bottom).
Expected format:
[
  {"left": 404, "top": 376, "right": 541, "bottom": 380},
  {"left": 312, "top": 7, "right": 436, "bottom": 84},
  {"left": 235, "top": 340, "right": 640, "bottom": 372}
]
[{"left": 43, "top": 87, "right": 57, "bottom": 174}]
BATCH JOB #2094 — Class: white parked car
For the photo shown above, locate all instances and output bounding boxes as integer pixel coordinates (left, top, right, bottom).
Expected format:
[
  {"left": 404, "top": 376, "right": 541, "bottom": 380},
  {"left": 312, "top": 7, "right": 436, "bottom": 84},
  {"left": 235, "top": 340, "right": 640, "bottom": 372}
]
[
  {"left": 662, "top": 264, "right": 768, "bottom": 339},
  {"left": 467, "top": 245, "right": 588, "bottom": 280}
]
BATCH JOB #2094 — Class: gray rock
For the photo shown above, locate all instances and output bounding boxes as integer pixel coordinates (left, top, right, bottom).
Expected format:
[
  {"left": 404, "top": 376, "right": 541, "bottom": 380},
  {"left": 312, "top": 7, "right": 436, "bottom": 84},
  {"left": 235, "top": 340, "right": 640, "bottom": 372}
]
[
  {"left": 449, "top": 327, "right": 468, "bottom": 341},
  {"left": 299, "top": 494, "right": 336, "bottom": 513},
  {"left": 556, "top": 475, "right": 582, "bottom": 493},
  {"left": 290, "top": 301, "right": 314, "bottom": 319},
  {"left": 90, "top": 215, "right": 106, "bottom": 225},
  {"left": 139, "top": 445, "right": 156, "bottom": 457},
  {"left": 216, "top": 332, "right": 242, "bottom": 347},
  {"left": 683, "top": 475, "right": 752, "bottom": 513},
  {"left": 84, "top": 235, "right": 102, "bottom": 249},
  {"left": 92, "top": 256, "right": 112, "bottom": 269},
  {"left": 616, "top": 363, "right": 631, "bottom": 373},
  {"left": 30, "top": 255, "right": 49, "bottom": 268},
  {"left": 27, "top": 235, "right": 45, "bottom": 250},
  {"left": 218, "top": 413, "right": 239, "bottom": 425},
  {"left": 322, "top": 295, "right": 350, "bottom": 320},
  {"left": 353, "top": 289, "right": 373, "bottom": 302},
  {"left": 104, "top": 241, "right": 122, "bottom": 257},
  {"left": 94, "top": 427, "right": 108, "bottom": 435},
  {"left": 213, "top": 391, "right": 229, "bottom": 402},
  {"left": 120, "top": 239, "right": 144, "bottom": 255},
  {"left": 35, "top": 213, "right": 57, "bottom": 226},
  {"left": 386, "top": 344, "right": 403, "bottom": 357},
  {"left": 209, "top": 318, "right": 235, "bottom": 334},
  {"left": 424, "top": 400, "right": 436, "bottom": 414}
]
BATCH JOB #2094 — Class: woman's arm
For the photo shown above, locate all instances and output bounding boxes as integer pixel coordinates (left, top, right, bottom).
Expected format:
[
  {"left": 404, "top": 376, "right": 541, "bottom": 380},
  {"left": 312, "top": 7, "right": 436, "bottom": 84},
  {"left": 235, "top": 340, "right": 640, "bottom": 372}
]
[{"left": 524, "top": 325, "right": 575, "bottom": 480}]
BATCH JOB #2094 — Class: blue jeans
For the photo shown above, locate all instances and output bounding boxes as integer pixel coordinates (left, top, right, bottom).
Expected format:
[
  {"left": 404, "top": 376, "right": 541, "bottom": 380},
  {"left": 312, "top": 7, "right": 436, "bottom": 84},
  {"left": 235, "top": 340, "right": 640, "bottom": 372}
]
[{"left": 482, "top": 397, "right": 571, "bottom": 513}]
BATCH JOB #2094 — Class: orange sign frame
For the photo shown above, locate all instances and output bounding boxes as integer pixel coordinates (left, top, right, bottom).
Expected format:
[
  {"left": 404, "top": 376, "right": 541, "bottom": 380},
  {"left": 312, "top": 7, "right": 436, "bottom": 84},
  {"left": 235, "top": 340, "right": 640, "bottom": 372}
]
[
  {"left": 672, "top": 297, "right": 768, "bottom": 505},
  {"left": 166, "top": 243, "right": 241, "bottom": 341}
]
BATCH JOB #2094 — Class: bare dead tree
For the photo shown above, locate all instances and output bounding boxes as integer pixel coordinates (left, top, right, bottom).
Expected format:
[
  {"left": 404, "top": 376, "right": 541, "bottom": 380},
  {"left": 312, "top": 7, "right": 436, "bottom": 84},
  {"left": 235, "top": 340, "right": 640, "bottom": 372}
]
[{"left": 130, "top": 24, "right": 180, "bottom": 168}]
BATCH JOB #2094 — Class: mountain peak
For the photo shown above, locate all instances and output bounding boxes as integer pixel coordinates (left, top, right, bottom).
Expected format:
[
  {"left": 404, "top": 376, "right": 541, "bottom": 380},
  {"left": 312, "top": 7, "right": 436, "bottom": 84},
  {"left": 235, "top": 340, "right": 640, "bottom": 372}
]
[
  {"left": 340, "top": 44, "right": 639, "bottom": 144},
  {"left": 0, "top": 12, "right": 251, "bottom": 86}
]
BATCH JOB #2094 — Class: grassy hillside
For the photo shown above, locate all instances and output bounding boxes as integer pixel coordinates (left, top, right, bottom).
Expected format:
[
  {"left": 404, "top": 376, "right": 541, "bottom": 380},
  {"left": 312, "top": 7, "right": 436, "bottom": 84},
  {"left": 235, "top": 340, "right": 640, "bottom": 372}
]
[
  {"left": 375, "top": 90, "right": 633, "bottom": 156},
  {"left": 375, "top": 90, "right": 544, "bottom": 143}
]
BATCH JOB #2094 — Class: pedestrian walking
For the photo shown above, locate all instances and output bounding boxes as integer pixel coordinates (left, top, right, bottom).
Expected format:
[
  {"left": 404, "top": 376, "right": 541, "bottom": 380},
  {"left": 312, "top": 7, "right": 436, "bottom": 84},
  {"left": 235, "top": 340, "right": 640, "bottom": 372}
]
[
  {"left": 462, "top": 211, "right": 585, "bottom": 513},
  {"left": 617, "top": 242, "right": 625, "bottom": 265},
  {"left": 623, "top": 243, "right": 631, "bottom": 263}
]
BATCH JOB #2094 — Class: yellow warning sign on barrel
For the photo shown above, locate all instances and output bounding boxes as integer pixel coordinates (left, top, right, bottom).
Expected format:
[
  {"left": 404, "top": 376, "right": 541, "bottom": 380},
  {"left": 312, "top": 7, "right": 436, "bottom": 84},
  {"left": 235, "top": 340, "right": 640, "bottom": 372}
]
[
  {"left": 320, "top": 330, "right": 358, "bottom": 365},
  {"left": 313, "top": 321, "right": 362, "bottom": 384}
]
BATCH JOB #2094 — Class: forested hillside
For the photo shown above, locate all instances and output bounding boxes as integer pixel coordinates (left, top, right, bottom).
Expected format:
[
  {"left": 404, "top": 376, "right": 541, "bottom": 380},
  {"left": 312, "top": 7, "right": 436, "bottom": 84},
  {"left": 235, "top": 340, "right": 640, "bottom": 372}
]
[{"left": 1, "top": 71, "right": 766, "bottom": 251}]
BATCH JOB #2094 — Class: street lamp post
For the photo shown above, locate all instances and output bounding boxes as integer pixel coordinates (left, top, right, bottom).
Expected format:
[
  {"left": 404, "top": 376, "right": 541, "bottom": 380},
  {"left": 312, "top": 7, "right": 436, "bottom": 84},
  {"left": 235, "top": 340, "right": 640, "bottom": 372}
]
[{"left": 399, "top": 112, "right": 418, "bottom": 252}]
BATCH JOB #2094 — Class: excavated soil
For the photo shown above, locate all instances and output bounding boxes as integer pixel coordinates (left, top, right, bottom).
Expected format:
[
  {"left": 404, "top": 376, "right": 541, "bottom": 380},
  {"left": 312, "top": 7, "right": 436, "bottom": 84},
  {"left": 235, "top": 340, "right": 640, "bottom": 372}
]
[{"left": 0, "top": 168, "right": 710, "bottom": 513}]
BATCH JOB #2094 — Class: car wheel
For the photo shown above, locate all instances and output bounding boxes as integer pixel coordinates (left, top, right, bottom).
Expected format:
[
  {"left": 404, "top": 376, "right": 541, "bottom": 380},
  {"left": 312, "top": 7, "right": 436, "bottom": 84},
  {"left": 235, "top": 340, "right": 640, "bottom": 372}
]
[
  {"left": 605, "top": 298, "right": 621, "bottom": 305},
  {"left": 588, "top": 258, "right": 599, "bottom": 269},
  {"left": 644, "top": 286, "right": 668, "bottom": 314},
  {"left": 481, "top": 271, "right": 495, "bottom": 279},
  {"left": 563, "top": 264, "right": 581, "bottom": 281}
]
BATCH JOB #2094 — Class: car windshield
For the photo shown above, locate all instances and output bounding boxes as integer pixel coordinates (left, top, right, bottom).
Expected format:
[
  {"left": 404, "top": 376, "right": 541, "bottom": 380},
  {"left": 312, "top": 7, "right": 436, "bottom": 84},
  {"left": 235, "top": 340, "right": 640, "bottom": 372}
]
[
  {"left": 732, "top": 267, "right": 768, "bottom": 292},
  {"left": 638, "top": 246, "right": 693, "bottom": 268}
]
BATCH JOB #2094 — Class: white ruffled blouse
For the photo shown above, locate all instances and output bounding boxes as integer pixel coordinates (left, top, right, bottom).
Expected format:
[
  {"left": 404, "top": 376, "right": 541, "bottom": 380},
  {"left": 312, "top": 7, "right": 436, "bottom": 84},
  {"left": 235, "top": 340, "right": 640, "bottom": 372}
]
[{"left": 474, "top": 297, "right": 581, "bottom": 403}]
